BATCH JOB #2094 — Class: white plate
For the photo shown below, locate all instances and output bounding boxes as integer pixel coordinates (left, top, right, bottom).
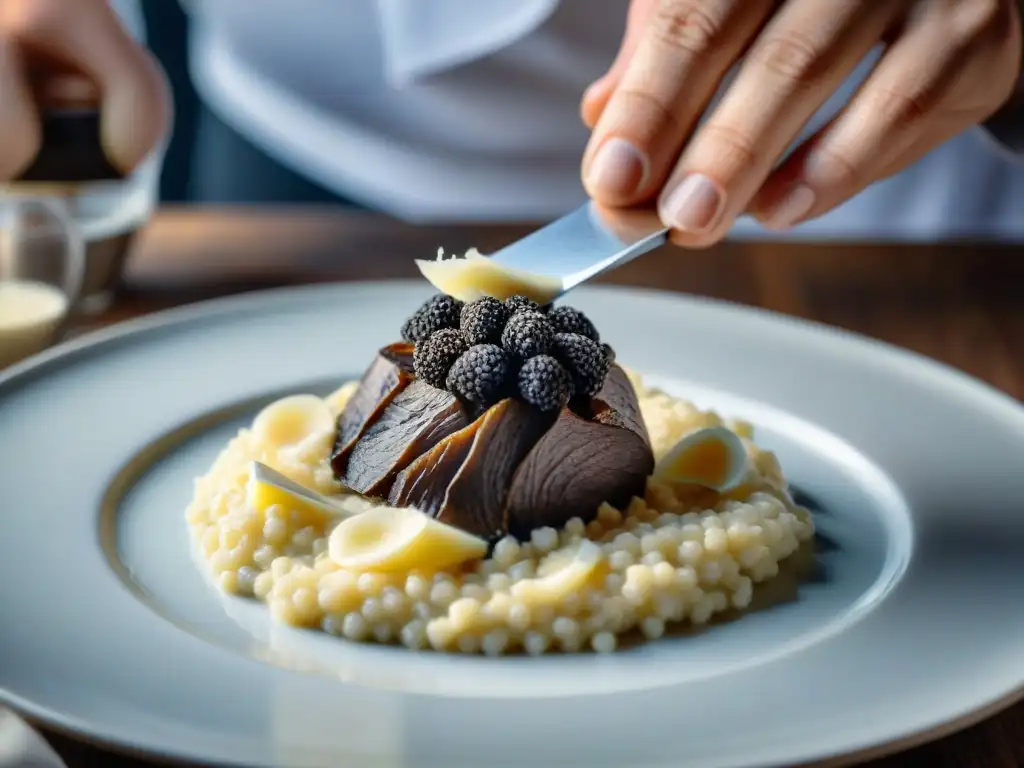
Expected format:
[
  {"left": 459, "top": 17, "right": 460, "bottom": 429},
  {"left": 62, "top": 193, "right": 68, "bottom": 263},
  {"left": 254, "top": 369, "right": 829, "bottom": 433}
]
[{"left": 1, "top": 281, "right": 1023, "bottom": 768}]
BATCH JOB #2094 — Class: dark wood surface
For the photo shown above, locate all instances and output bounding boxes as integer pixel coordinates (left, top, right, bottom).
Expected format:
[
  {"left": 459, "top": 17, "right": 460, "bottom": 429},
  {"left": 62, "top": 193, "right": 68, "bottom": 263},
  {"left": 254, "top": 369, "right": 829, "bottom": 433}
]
[{"left": 29, "top": 206, "right": 1024, "bottom": 767}]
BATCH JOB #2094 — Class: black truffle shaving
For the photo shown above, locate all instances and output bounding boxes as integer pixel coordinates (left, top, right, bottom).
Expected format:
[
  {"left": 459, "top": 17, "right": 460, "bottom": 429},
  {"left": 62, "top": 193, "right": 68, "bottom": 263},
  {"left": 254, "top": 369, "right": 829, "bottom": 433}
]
[
  {"left": 413, "top": 328, "right": 468, "bottom": 389},
  {"left": 401, "top": 295, "right": 463, "bottom": 342},
  {"left": 548, "top": 305, "right": 599, "bottom": 342},
  {"left": 460, "top": 297, "right": 510, "bottom": 345},
  {"left": 446, "top": 343, "right": 510, "bottom": 409},
  {"left": 501, "top": 311, "right": 553, "bottom": 360},
  {"left": 517, "top": 355, "right": 572, "bottom": 412},
  {"left": 551, "top": 332, "right": 610, "bottom": 398}
]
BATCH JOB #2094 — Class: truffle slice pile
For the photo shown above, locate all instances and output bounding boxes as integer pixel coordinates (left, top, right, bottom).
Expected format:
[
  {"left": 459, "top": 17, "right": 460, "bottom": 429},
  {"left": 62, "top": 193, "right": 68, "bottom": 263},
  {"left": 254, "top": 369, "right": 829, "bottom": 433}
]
[{"left": 331, "top": 295, "right": 654, "bottom": 541}]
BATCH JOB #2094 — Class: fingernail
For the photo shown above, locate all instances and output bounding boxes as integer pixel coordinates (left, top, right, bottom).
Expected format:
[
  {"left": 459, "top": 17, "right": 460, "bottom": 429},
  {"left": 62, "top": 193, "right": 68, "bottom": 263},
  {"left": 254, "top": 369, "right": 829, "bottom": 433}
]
[
  {"left": 765, "top": 184, "right": 815, "bottom": 230},
  {"left": 586, "top": 137, "right": 647, "bottom": 198},
  {"left": 660, "top": 174, "right": 725, "bottom": 233},
  {"left": 582, "top": 79, "right": 606, "bottom": 104}
]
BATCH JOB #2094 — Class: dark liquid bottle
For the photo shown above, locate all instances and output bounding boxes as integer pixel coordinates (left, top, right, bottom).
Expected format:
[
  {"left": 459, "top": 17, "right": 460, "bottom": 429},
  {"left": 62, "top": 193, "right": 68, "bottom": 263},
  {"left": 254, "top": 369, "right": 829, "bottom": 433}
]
[{"left": 8, "top": 75, "right": 156, "bottom": 313}]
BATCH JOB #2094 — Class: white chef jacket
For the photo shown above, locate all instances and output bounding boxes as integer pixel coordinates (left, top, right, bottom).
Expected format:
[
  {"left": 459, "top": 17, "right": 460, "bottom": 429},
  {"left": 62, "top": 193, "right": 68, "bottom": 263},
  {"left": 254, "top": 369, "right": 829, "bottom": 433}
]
[{"left": 121, "top": 0, "right": 1024, "bottom": 240}]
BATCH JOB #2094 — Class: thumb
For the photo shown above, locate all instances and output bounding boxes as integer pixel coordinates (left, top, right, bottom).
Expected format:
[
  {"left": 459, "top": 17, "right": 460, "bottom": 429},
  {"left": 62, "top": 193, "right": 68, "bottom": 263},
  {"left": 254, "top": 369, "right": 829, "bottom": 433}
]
[{"left": 581, "top": 0, "right": 657, "bottom": 128}]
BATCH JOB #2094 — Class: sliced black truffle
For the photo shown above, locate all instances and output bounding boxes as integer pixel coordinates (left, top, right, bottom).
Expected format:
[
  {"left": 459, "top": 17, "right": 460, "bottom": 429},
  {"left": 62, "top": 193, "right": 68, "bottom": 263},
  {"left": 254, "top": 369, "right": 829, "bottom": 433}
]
[
  {"left": 460, "top": 297, "right": 510, "bottom": 345},
  {"left": 340, "top": 380, "right": 469, "bottom": 497},
  {"left": 517, "top": 355, "right": 572, "bottom": 412},
  {"left": 401, "top": 295, "right": 463, "bottom": 342},
  {"left": 505, "top": 364, "right": 654, "bottom": 537},
  {"left": 551, "top": 332, "right": 611, "bottom": 398},
  {"left": 501, "top": 311, "right": 553, "bottom": 360},
  {"left": 505, "top": 295, "right": 542, "bottom": 316},
  {"left": 330, "top": 343, "right": 416, "bottom": 476},
  {"left": 413, "top": 328, "right": 467, "bottom": 389},
  {"left": 446, "top": 344, "right": 509, "bottom": 409},
  {"left": 391, "top": 398, "right": 552, "bottom": 538},
  {"left": 601, "top": 343, "right": 616, "bottom": 367},
  {"left": 549, "top": 305, "right": 599, "bottom": 342}
]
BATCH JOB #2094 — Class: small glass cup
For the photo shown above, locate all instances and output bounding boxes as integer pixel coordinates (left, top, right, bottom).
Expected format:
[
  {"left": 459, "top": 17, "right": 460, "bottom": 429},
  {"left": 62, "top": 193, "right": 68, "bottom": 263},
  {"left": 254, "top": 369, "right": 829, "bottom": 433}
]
[{"left": 0, "top": 196, "right": 86, "bottom": 369}]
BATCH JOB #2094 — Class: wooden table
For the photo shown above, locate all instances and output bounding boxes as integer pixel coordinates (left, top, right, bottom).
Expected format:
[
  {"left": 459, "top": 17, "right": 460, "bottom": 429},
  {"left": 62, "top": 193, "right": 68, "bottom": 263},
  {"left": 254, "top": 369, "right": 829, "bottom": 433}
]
[{"left": 34, "top": 207, "right": 1024, "bottom": 767}]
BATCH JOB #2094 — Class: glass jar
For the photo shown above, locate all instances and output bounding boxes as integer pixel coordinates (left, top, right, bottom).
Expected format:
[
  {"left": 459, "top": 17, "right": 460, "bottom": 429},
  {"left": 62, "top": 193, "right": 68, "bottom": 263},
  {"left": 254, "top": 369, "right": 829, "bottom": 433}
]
[
  {"left": 2, "top": 76, "right": 156, "bottom": 314},
  {"left": 0, "top": 196, "right": 85, "bottom": 369}
]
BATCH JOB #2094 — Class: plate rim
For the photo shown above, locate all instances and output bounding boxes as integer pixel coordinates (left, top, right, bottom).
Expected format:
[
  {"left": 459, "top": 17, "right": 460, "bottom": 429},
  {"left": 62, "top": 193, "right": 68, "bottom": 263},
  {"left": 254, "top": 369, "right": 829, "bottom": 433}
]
[{"left": 12, "top": 682, "right": 1023, "bottom": 768}]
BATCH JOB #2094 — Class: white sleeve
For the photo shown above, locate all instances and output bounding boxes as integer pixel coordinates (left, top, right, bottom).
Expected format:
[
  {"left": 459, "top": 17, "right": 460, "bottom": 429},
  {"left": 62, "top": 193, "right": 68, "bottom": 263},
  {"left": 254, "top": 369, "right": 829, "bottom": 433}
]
[
  {"left": 109, "top": 0, "right": 146, "bottom": 43},
  {"left": 0, "top": 708, "right": 66, "bottom": 768}
]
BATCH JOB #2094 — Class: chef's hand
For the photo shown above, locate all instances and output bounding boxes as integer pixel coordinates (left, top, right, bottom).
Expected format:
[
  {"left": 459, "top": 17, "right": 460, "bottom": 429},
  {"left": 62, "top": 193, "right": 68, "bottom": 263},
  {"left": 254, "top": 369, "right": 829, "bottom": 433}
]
[
  {"left": 581, "top": 0, "right": 1022, "bottom": 245},
  {"left": 0, "top": 0, "right": 170, "bottom": 180}
]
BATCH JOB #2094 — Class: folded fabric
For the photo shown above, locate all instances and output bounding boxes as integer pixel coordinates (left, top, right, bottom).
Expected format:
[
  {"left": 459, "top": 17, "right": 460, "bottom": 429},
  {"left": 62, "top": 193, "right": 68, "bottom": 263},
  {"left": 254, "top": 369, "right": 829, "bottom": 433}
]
[
  {"left": 374, "top": 0, "right": 558, "bottom": 86},
  {"left": 0, "top": 709, "right": 65, "bottom": 768}
]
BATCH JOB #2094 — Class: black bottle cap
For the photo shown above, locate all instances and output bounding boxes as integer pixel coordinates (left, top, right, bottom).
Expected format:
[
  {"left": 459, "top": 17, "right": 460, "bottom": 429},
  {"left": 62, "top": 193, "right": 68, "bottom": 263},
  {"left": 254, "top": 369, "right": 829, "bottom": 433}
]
[{"left": 14, "top": 75, "right": 123, "bottom": 183}]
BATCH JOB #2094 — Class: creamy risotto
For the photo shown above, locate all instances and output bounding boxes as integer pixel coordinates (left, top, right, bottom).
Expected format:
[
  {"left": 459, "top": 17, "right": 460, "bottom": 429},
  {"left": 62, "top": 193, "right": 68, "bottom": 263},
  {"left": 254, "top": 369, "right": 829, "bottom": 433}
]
[{"left": 186, "top": 372, "right": 814, "bottom": 655}]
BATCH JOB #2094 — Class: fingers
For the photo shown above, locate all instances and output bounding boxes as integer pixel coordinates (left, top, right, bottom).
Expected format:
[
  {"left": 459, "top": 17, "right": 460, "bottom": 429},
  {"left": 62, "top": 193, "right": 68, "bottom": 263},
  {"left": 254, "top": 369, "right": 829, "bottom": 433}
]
[
  {"left": 582, "top": 0, "right": 776, "bottom": 207},
  {"left": 0, "top": 35, "right": 41, "bottom": 179},
  {"left": 750, "top": 0, "right": 1022, "bottom": 229},
  {"left": 581, "top": 0, "right": 657, "bottom": 129},
  {"left": 0, "top": 0, "right": 171, "bottom": 177},
  {"left": 656, "top": 0, "right": 903, "bottom": 247}
]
